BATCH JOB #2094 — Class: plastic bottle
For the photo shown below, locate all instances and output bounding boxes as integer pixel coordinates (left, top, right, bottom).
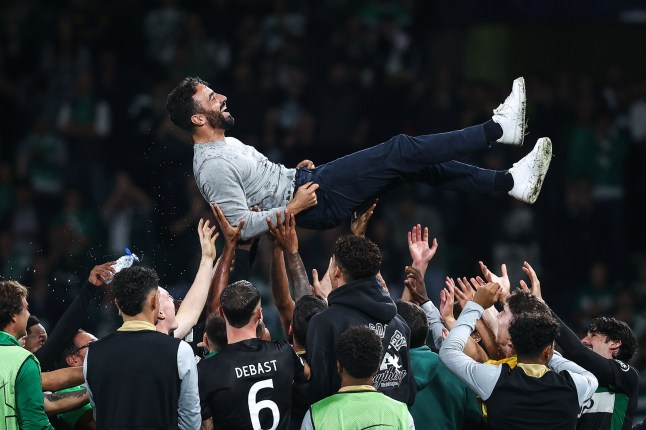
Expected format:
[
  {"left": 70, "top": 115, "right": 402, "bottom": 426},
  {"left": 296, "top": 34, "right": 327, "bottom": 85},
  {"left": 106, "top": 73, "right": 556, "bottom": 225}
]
[{"left": 103, "top": 248, "right": 140, "bottom": 284}]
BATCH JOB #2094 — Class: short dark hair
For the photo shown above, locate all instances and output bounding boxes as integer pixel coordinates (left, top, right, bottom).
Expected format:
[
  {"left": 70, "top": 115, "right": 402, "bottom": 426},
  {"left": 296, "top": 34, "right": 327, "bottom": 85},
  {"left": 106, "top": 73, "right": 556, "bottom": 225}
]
[
  {"left": 337, "top": 326, "right": 383, "bottom": 379},
  {"left": 396, "top": 300, "right": 428, "bottom": 348},
  {"left": 166, "top": 76, "right": 209, "bottom": 131},
  {"left": 57, "top": 329, "right": 86, "bottom": 369},
  {"left": 205, "top": 314, "right": 227, "bottom": 352},
  {"left": 507, "top": 289, "right": 549, "bottom": 317},
  {"left": 113, "top": 266, "right": 159, "bottom": 317},
  {"left": 27, "top": 315, "right": 41, "bottom": 332},
  {"left": 509, "top": 312, "right": 560, "bottom": 358},
  {"left": 292, "top": 295, "right": 328, "bottom": 346},
  {"left": 333, "top": 236, "right": 383, "bottom": 281},
  {"left": 0, "top": 280, "right": 27, "bottom": 330},
  {"left": 589, "top": 317, "right": 638, "bottom": 362},
  {"left": 221, "top": 280, "right": 261, "bottom": 328}
]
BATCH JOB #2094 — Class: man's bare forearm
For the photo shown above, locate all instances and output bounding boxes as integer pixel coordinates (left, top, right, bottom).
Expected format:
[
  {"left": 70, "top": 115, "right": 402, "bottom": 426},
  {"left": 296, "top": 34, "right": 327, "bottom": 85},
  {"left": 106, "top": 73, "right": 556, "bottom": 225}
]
[
  {"left": 283, "top": 251, "right": 311, "bottom": 302},
  {"left": 41, "top": 367, "right": 85, "bottom": 392},
  {"left": 271, "top": 247, "right": 295, "bottom": 336},
  {"left": 207, "top": 244, "right": 236, "bottom": 314},
  {"left": 44, "top": 388, "right": 89, "bottom": 416}
]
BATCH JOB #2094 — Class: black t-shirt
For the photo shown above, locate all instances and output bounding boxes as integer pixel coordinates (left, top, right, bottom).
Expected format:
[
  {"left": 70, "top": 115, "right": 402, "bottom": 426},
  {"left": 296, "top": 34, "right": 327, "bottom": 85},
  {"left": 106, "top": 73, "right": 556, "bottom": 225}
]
[{"left": 198, "top": 338, "right": 306, "bottom": 430}]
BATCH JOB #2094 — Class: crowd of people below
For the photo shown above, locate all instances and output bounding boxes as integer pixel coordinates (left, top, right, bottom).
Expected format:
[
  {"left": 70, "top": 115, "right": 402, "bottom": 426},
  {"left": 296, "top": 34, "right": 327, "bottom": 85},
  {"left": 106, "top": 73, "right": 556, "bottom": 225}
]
[{"left": 0, "top": 203, "right": 643, "bottom": 429}]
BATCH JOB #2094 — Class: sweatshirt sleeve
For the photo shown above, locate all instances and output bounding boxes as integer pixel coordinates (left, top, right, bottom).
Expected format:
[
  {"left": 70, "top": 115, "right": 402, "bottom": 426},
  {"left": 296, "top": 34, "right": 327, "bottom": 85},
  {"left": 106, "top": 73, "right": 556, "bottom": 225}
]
[
  {"left": 16, "top": 356, "right": 54, "bottom": 430},
  {"left": 420, "top": 300, "right": 444, "bottom": 350},
  {"left": 177, "top": 341, "right": 201, "bottom": 430},
  {"left": 36, "top": 281, "right": 98, "bottom": 371},
  {"left": 438, "top": 301, "right": 502, "bottom": 400},
  {"left": 198, "top": 158, "right": 286, "bottom": 240},
  {"left": 548, "top": 351, "right": 598, "bottom": 406},
  {"left": 551, "top": 309, "right": 616, "bottom": 387}
]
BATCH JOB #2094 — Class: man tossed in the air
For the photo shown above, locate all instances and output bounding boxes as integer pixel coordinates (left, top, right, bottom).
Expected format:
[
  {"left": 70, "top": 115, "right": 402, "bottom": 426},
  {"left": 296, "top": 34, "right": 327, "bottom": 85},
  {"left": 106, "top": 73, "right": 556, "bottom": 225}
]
[{"left": 166, "top": 76, "right": 551, "bottom": 240}]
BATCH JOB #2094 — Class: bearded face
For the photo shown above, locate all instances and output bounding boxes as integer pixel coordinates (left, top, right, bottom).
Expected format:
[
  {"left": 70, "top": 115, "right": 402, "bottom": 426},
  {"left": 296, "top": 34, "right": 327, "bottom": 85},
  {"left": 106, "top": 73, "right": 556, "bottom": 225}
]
[{"left": 202, "top": 109, "right": 235, "bottom": 131}]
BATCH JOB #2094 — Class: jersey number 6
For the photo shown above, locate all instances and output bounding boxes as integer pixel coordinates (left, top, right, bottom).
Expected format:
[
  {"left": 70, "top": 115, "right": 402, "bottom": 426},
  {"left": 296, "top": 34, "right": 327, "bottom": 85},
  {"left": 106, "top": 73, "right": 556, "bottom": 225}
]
[{"left": 248, "top": 378, "right": 280, "bottom": 430}]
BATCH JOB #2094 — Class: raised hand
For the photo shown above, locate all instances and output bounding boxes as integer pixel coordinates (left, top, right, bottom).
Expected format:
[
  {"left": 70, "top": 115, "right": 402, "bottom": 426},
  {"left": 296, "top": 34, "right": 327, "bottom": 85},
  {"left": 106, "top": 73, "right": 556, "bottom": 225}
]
[
  {"left": 296, "top": 159, "right": 315, "bottom": 169},
  {"left": 351, "top": 200, "right": 378, "bottom": 237},
  {"left": 407, "top": 224, "right": 438, "bottom": 276},
  {"left": 197, "top": 218, "right": 219, "bottom": 261},
  {"left": 439, "top": 283, "right": 456, "bottom": 328},
  {"left": 266, "top": 211, "right": 298, "bottom": 254},
  {"left": 473, "top": 282, "right": 501, "bottom": 310},
  {"left": 286, "top": 181, "right": 319, "bottom": 214},
  {"left": 403, "top": 265, "right": 428, "bottom": 304},
  {"left": 88, "top": 261, "right": 116, "bottom": 286},
  {"left": 210, "top": 203, "right": 244, "bottom": 246},
  {"left": 311, "top": 267, "right": 332, "bottom": 300},
  {"left": 479, "top": 261, "right": 510, "bottom": 301},
  {"left": 520, "top": 261, "right": 543, "bottom": 301}
]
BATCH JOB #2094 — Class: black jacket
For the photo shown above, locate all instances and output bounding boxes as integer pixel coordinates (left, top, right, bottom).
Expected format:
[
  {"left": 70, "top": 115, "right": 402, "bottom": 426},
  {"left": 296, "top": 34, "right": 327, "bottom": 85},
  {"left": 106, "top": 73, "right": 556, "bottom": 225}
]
[{"left": 305, "top": 276, "right": 416, "bottom": 405}]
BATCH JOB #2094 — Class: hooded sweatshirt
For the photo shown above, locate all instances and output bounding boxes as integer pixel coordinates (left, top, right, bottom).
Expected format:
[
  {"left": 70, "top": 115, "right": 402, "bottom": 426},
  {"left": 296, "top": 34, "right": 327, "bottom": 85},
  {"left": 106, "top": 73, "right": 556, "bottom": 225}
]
[{"left": 305, "top": 276, "right": 416, "bottom": 406}]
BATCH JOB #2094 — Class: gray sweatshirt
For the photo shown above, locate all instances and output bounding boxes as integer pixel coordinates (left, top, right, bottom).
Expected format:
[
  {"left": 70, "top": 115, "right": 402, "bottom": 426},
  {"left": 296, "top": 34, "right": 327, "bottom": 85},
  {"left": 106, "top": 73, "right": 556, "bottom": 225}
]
[{"left": 193, "top": 137, "right": 296, "bottom": 240}]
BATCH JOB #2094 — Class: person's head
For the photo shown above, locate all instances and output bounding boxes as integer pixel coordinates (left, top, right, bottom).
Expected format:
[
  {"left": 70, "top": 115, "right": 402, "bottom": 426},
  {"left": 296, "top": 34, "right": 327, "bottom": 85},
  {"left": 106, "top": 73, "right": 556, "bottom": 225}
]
[
  {"left": 165, "top": 76, "right": 234, "bottom": 133},
  {"left": 113, "top": 266, "right": 160, "bottom": 323},
  {"left": 0, "top": 280, "right": 29, "bottom": 339},
  {"left": 582, "top": 317, "right": 638, "bottom": 361},
  {"left": 220, "top": 280, "right": 261, "bottom": 329},
  {"left": 290, "top": 295, "right": 328, "bottom": 349},
  {"left": 203, "top": 314, "right": 227, "bottom": 353},
  {"left": 509, "top": 312, "right": 560, "bottom": 363},
  {"left": 336, "top": 326, "right": 383, "bottom": 382},
  {"left": 395, "top": 300, "right": 428, "bottom": 348},
  {"left": 496, "top": 289, "right": 550, "bottom": 350},
  {"left": 24, "top": 315, "right": 48, "bottom": 353},
  {"left": 60, "top": 329, "right": 98, "bottom": 367},
  {"left": 156, "top": 287, "right": 178, "bottom": 333},
  {"left": 329, "top": 236, "right": 383, "bottom": 288}
]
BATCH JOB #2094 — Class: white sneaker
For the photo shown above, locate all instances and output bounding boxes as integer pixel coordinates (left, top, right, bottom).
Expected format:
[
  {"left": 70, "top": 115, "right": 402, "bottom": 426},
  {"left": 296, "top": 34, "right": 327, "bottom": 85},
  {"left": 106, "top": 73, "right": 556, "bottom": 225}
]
[
  {"left": 493, "top": 77, "right": 526, "bottom": 146},
  {"left": 508, "top": 137, "right": 552, "bottom": 204}
]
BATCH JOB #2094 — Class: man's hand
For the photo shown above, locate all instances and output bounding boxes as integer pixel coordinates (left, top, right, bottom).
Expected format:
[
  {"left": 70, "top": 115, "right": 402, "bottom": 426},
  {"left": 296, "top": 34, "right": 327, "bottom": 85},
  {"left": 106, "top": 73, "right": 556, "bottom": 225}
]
[
  {"left": 286, "top": 181, "right": 319, "bottom": 215},
  {"left": 403, "top": 266, "right": 428, "bottom": 304},
  {"left": 479, "top": 261, "right": 510, "bottom": 301},
  {"left": 266, "top": 211, "right": 298, "bottom": 254},
  {"left": 311, "top": 268, "right": 332, "bottom": 300},
  {"left": 519, "top": 261, "right": 543, "bottom": 302},
  {"left": 351, "top": 200, "right": 378, "bottom": 237},
  {"left": 296, "top": 160, "right": 315, "bottom": 169},
  {"left": 407, "top": 224, "right": 438, "bottom": 276},
  {"left": 210, "top": 203, "right": 244, "bottom": 245},
  {"left": 88, "top": 262, "right": 116, "bottom": 287},
  {"left": 473, "top": 282, "right": 501, "bottom": 310},
  {"left": 197, "top": 218, "right": 219, "bottom": 261},
  {"left": 439, "top": 283, "right": 456, "bottom": 329}
]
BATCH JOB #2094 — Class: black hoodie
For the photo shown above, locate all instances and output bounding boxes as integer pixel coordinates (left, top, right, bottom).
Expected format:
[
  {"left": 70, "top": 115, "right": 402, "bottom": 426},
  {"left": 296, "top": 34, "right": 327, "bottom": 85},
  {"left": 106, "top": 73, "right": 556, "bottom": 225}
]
[{"left": 305, "top": 276, "right": 416, "bottom": 406}]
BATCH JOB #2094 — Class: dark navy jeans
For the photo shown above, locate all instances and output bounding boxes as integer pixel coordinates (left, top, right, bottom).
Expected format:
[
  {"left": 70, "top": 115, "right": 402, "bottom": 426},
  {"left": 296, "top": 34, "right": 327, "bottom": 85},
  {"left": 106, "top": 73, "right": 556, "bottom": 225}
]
[{"left": 295, "top": 124, "right": 495, "bottom": 229}]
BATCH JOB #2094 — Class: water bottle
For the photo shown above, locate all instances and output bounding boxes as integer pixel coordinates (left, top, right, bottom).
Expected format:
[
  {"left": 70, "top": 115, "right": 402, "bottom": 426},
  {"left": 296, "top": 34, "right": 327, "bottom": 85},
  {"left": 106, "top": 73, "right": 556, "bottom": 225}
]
[{"left": 103, "top": 248, "right": 140, "bottom": 284}]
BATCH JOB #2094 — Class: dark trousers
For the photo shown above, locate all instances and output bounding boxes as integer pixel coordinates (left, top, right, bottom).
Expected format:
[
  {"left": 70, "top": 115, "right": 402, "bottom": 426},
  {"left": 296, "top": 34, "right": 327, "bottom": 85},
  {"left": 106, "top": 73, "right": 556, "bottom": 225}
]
[{"left": 295, "top": 124, "right": 495, "bottom": 229}]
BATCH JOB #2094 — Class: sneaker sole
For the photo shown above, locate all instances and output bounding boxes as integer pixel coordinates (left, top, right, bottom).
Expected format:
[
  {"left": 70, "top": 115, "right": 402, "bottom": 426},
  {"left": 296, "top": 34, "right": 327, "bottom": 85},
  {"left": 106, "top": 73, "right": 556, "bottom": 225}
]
[{"left": 525, "top": 137, "right": 552, "bottom": 204}]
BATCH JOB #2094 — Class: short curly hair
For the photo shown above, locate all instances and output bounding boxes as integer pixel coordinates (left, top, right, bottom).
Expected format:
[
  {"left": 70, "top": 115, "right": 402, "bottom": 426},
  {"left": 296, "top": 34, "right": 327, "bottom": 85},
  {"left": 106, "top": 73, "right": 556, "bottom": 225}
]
[
  {"left": 333, "top": 236, "right": 383, "bottom": 281},
  {"left": 396, "top": 300, "right": 428, "bottom": 348},
  {"left": 112, "top": 266, "right": 159, "bottom": 317},
  {"left": 507, "top": 289, "right": 549, "bottom": 317},
  {"left": 0, "top": 280, "right": 28, "bottom": 330},
  {"left": 337, "top": 326, "right": 383, "bottom": 379},
  {"left": 509, "top": 312, "right": 560, "bottom": 358},
  {"left": 221, "top": 280, "right": 261, "bottom": 328},
  {"left": 589, "top": 317, "right": 638, "bottom": 362},
  {"left": 166, "top": 77, "right": 208, "bottom": 131},
  {"left": 292, "top": 295, "right": 328, "bottom": 346}
]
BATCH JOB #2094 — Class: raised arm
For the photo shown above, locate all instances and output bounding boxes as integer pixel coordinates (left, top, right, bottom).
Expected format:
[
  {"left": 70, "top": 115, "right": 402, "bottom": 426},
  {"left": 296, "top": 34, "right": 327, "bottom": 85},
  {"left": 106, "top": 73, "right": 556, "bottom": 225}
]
[
  {"left": 174, "top": 219, "right": 219, "bottom": 339},
  {"left": 350, "top": 200, "right": 377, "bottom": 237},
  {"left": 407, "top": 224, "right": 438, "bottom": 278},
  {"left": 267, "top": 211, "right": 311, "bottom": 302},
  {"left": 41, "top": 367, "right": 85, "bottom": 392},
  {"left": 35, "top": 262, "right": 114, "bottom": 371},
  {"left": 269, "top": 243, "right": 295, "bottom": 337},
  {"left": 548, "top": 352, "right": 598, "bottom": 406},
  {"left": 439, "top": 283, "right": 503, "bottom": 400},
  {"left": 206, "top": 204, "right": 243, "bottom": 315},
  {"left": 403, "top": 265, "right": 444, "bottom": 350}
]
